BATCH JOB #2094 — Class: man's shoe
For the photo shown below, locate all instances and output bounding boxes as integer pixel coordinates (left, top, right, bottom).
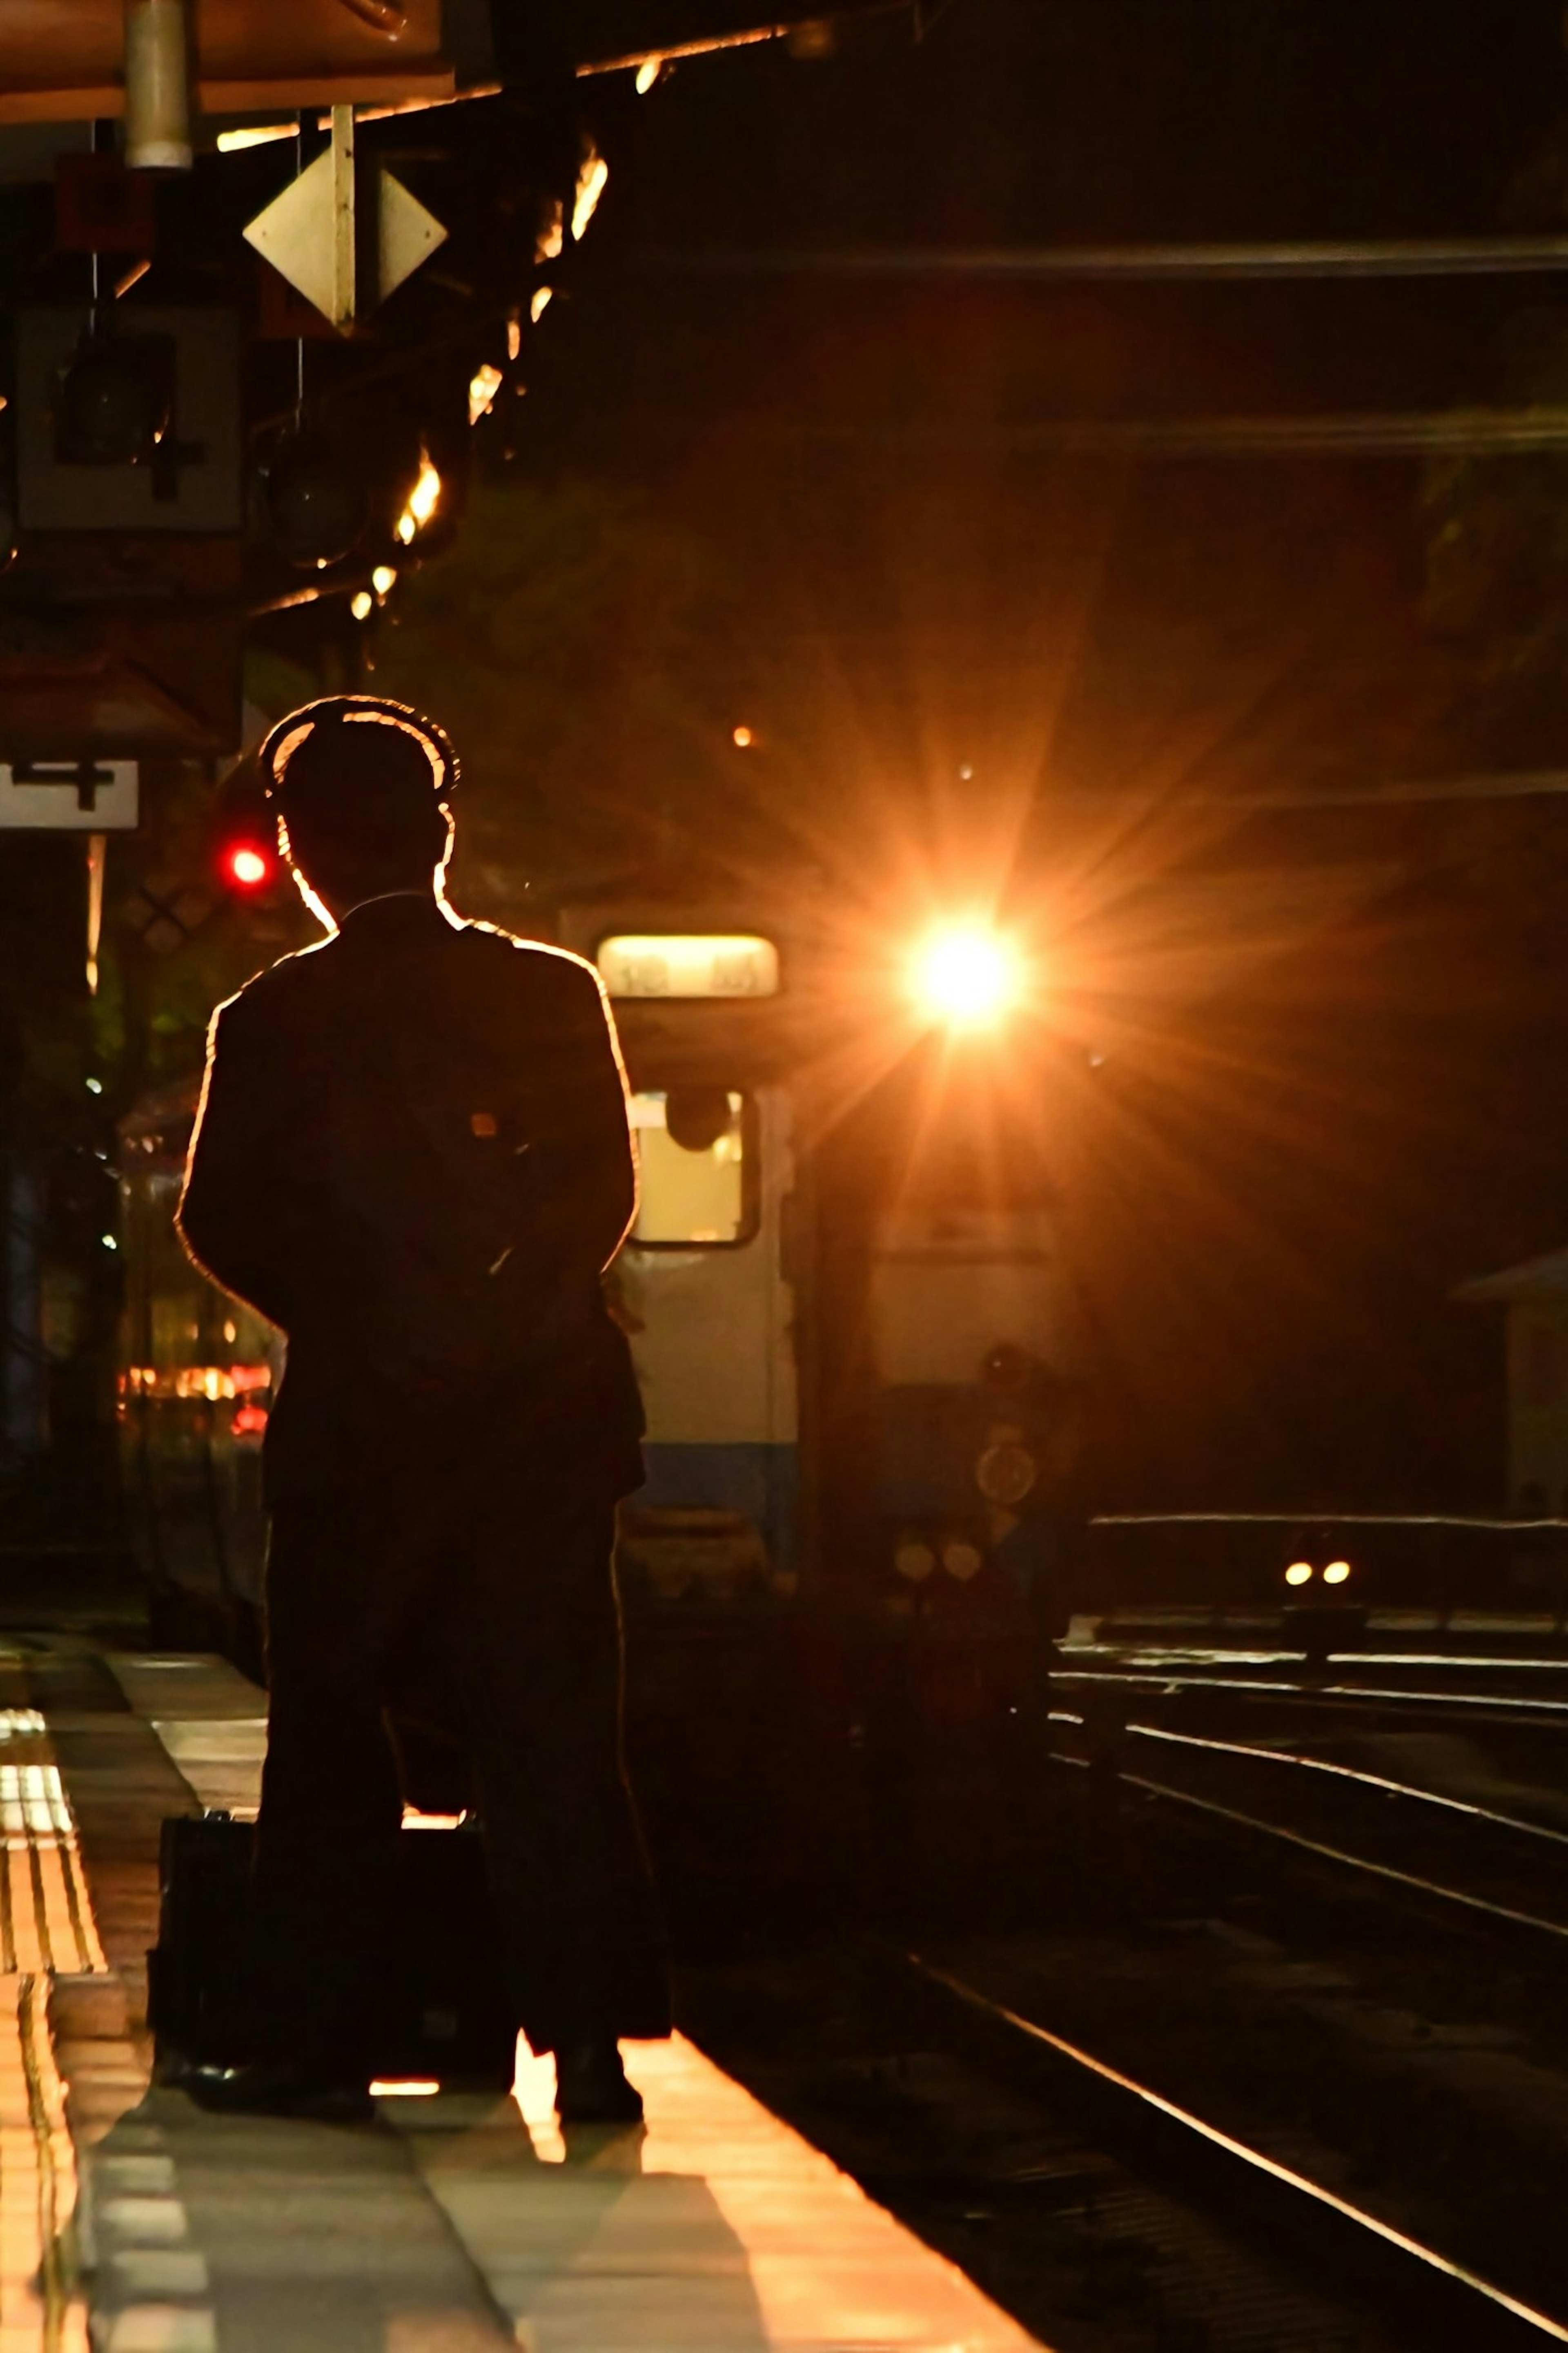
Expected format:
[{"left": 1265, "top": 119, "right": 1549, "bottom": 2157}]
[
  {"left": 179, "top": 2059, "right": 375, "bottom": 2123},
  {"left": 554, "top": 2039, "right": 644, "bottom": 2124}
]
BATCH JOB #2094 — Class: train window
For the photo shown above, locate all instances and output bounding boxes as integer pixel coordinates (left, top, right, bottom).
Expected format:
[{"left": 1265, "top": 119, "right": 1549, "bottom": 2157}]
[
  {"left": 629, "top": 1089, "right": 754, "bottom": 1246},
  {"left": 597, "top": 934, "right": 779, "bottom": 1000}
]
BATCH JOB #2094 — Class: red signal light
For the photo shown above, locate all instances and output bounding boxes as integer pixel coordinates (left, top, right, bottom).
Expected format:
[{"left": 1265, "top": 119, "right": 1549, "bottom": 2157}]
[{"left": 224, "top": 844, "right": 271, "bottom": 889}]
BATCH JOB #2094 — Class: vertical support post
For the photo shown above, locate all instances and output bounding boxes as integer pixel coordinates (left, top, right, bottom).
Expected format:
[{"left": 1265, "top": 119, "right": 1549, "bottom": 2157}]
[
  {"left": 85, "top": 834, "right": 105, "bottom": 999},
  {"left": 123, "top": 0, "right": 192, "bottom": 171},
  {"left": 328, "top": 105, "right": 357, "bottom": 331}
]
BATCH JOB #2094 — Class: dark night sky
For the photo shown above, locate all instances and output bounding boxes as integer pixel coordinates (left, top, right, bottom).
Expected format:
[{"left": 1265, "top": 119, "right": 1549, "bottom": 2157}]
[
  {"left": 529, "top": 2, "right": 1568, "bottom": 1509},
  {"left": 6, "top": 2, "right": 1566, "bottom": 1512},
  {"left": 368, "top": 1, "right": 1568, "bottom": 1512}
]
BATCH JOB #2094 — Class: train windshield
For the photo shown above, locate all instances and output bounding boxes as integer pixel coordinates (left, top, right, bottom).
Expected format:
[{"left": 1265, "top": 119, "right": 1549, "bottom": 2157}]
[{"left": 629, "top": 1089, "right": 750, "bottom": 1245}]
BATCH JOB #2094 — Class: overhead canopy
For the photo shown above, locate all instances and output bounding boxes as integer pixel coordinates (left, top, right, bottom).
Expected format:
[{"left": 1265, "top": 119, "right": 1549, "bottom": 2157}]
[
  {"left": 0, "top": 0, "right": 451, "bottom": 123},
  {"left": 1454, "top": 1250, "right": 1568, "bottom": 1306},
  {"left": 0, "top": 0, "right": 902, "bottom": 125},
  {"left": 571, "top": 2, "right": 902, "bottom": 72}
]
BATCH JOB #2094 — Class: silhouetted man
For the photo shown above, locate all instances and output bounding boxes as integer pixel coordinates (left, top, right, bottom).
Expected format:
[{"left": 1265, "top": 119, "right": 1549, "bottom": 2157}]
[{"left": 177, "top": 695, "right": 667, "bottom": 2121}]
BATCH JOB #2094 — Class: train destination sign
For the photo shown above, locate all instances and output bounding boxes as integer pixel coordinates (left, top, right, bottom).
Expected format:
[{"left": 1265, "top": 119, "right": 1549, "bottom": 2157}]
[{"left": 597, "top": 932, "right": 780, "bottom": 999}]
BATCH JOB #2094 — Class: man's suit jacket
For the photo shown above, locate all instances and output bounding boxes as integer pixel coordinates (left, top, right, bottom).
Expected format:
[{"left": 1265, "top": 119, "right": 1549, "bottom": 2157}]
[{"left": 178, "top": 892, "right": 645, "bottom": 1506}]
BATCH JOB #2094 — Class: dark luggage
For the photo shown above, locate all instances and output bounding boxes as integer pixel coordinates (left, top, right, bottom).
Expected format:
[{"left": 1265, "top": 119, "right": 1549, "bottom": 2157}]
[{"left": 147, "top": 1811, "right": 518, "bottom": 2088}]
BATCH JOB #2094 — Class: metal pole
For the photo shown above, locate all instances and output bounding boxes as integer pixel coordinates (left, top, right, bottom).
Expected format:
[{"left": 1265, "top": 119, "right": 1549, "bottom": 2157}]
[
  {"left": 85, "top": 834, "right": 105, "bottom": 999},
  {"left": 124, "top": 0, "right": 192, "bottom": 172}
]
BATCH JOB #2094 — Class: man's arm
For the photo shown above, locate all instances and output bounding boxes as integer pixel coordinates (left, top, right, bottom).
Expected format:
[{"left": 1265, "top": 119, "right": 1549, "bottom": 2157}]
[
  {"left": 176, "top": 992, "right": 296, "bottom": 1330},
  {"left": 521, "top": 954, "right": 638, "bottom": 1277}
]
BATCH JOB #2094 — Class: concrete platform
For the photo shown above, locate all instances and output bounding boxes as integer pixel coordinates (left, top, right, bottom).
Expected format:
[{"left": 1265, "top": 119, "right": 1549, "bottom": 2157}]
[{"left": 0, "top": 1645, "right": 1048, "bottom": 2353}]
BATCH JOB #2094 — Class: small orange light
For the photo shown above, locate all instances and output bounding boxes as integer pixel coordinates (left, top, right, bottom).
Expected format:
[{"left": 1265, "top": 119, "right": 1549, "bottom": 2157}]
[
  {"left": 732, "top": 725, "right": 754, "bottom": 748},
  {"left": 226, "top": 845, "right": 270, "bottom": 888}
]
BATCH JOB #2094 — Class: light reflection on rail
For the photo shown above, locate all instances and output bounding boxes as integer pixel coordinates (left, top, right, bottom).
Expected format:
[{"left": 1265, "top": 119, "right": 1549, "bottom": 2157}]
[
  {"left": 1051, "top": 1710, "right": 1568, "bottom": 1846},
  {"left": 1055, "top": 1667, "right": 1568, "bottom": 1717}
]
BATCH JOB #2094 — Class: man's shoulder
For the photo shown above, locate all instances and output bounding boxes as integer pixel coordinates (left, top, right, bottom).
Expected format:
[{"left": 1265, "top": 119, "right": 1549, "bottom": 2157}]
[
  {"left": 212, "top": 917, "right": 608, "bottom": 1039},
  {"left": 451, "top": 921, "right": 608, "bottom": 1006},
  {"left": 214, "top": 934, "right": 340, "bottom": 1031}
]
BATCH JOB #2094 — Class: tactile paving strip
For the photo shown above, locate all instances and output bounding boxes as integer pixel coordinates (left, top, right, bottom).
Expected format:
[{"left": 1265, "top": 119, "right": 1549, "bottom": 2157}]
[{"left": 0, "top": 1705, "right": 111, "bottom": 2353}]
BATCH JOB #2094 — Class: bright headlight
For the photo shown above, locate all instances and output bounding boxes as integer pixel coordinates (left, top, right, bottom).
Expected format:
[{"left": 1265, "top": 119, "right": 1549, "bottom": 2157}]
[{"left": 911, "top": 926, "right": 1018, "bottom": 1028}]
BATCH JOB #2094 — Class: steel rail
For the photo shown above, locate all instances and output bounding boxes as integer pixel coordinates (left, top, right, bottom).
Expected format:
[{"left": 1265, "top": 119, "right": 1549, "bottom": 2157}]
[
  {"left": 1051, "top": 1751, "right": 1568, "bottom": 1942},
  {"left": 1067, "top": 1637, "right": 1568, "bottom": 1675},
  {"left": 1090, "top": 1512, "right": 1568, "bottom": 1529},
  {"left": 1066, "top": 1647, "right": 1568, "bottom": 1673},
  {"left": 909, "top": 1956, "right": 1568, "bottom": 2351},
  {"left": 1124, "top": 1720, "right": 1568, "bottom": 1849},
  {"left": 1054, "top": 1666, "right": 1568, "bottom": 1720},
  {"left": 1051, "top": 1709, "right": 1568, "bottom": 1847}
]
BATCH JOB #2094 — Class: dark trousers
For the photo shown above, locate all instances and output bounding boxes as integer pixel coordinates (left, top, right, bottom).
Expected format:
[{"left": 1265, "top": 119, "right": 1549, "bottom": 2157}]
[{"left": 253, "top": 1472, "right": 670, "bottom": 2067}]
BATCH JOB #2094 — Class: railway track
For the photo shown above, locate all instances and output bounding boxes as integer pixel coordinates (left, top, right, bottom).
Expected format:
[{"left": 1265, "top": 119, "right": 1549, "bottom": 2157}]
[
  {"left": 1049, "top": 1708, "right": 1568, "bottom": 1940},
  {"left": 682, "top": 1907, "right": 1568, "bottom": 2353},
  {"left": 906, "top": 1954, "right": 1568, "bottom": 2352},
  {"left": 1055, "top": 1658, "right": 1568, "bottom": 1737}
]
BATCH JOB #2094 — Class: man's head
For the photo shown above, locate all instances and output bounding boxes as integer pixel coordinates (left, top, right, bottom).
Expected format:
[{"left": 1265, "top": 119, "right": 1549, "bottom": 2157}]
[{"left": 259, "top": 696, "right": 459, "bottom": 920}]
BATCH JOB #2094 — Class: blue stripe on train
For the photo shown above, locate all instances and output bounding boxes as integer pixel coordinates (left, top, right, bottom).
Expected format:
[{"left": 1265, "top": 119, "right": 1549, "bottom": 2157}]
[{"left": 636, "top": 1442, "right": 800, "bottom": 1572}]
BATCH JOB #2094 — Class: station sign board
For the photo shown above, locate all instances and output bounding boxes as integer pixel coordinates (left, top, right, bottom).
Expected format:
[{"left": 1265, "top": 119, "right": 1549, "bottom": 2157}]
[{"left": 0, "top": 760, "right": 138, "bottom": 830}]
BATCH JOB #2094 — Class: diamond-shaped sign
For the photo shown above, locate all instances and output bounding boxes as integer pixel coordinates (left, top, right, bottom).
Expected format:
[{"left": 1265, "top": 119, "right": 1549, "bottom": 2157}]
[
  {"left": 379, "top": 167, "right": 449, "bottom": 303},
  {"left": 243, "top": 107, "right": 448, "bottom": 333}
]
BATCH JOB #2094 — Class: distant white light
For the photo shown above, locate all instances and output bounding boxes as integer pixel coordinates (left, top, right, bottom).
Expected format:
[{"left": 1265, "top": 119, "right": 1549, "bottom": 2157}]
[
  {"left": 85, "top": 1077, "right": 102, "bottom": 1096},
  {"left": 350, "top": 589, "right": 373, "bottom": 621},
  {"left": 393, "top": 450, "right": 441, "bottom": 547},
  {"left": 371, "top": 564, "right": 396, "bottom": 597},
  {"left": 100, "top": 1234, "right": 118, "bottom": 1251},
  {"left": 408, "top": 454, "right": 440, "bottom": 525},
  {"left": 572, "top": 150, "right": 609, "bottom": 241},
  {"left": 635, "top": 58, "right": 662, "bottom": 94},
  {"left": 216, "top": 122, "right": 297, "bottom": 153},
  {"left": 530, "top": 287, "right": 553, "bottom": 324},
  {"left": 1284, "top": 1561, "right": 1313, "bottom": 1586},
  {"left": 468, "top": 362, "right": 504, "bottom": 425},
  {"left": 1323, "top": 1559, "right": 1352, "bottom": 1585},
  {"left": 535, "top": 201, "right": 565, "bottom": 263}
]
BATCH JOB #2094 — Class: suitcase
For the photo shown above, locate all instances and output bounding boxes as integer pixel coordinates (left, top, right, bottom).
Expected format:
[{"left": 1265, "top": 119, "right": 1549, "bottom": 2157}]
[{"left": 147, "top": 1811, "right": 519, "bottom": 2088}]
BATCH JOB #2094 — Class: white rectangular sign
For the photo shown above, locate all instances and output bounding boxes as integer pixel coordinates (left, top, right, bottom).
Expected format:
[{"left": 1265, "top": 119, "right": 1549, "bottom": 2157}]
[{"left": 0, "top": 762, "right": 139, "bottom": 830}]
